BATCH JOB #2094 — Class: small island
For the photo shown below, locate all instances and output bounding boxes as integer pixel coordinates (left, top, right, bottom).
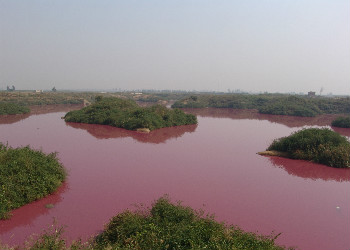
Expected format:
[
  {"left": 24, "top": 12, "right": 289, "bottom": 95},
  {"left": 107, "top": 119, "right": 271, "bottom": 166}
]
[
  {"left": 332, "top": 116, "right": 350, "bottom": 128},
  {"left": 259, "top": 128, "right": 350, "bottom": 168},
  {"left": 0, "top": 196, "right": 293, "bottom": 250},
  {"left": 0, "top": 143, "right": 66, "bottom": 219},
  {"left": 0, "top": 102, "right": 30, "bottom": 115},
  {"left": 64, "top": 97, "right": 197, "bottom": 131}
]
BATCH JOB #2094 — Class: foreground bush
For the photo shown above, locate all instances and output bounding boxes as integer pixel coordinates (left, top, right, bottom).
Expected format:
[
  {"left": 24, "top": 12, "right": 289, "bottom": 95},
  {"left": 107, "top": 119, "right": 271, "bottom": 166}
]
[
  {"left": 64, "top": 97, "right": 197, "bottom": 131},
  {"left": 94, "top": 196, "right": 292, "bottom": 250},
  {"left": 332, "top": 116, "right": 350, "bottom": 128},
  {"left": 267, "top": 128, "right": 350, "bottom": 168},
  {"left": 0, "top": 197, "right": 294, "bottom": 250},
  {"left": 0, "top": 144, "right": 66, "bottom": 219},
  {"left": 0, "top": 102, "right": 30, "bottom": 115}
]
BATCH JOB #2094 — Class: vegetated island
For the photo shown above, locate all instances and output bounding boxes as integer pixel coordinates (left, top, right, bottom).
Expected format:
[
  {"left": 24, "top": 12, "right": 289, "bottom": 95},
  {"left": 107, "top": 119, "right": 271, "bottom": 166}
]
[
  {"left": 64, "top": 97, "right": 197, "bottom": 131},
  {"left": 0, "top": 196, "right": 294, "bottom": 250},
  {"left": 0, "top": 143, "right": 66, "bottom": 219},
  {"left": 0, "top": 102, "right": 30, "bottom": 115},
  {"left": 172, "top": 94, "right": 350, "bottom": 117},
  {"left": 332, "top": 116, "right": 350, "bottom": 128},
  {"left": 258, "top": 128, "right": 350, "bottom": 168}
]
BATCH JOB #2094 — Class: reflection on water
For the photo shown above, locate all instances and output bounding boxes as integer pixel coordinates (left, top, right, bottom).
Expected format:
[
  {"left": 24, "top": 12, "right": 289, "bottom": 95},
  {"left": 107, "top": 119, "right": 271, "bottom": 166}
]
[
  {"left": 185, "top": 108, "right": 340, "bottom": 128},
  {"left": 267, "top": 156, "right": 350, "bottom": 182},
  {"left": 0, "top": 182, "right": 67, "bottom": 235},
  {"left": 332, "top": 126, "right": 350, "bottom": 138},
  {"left": 66, "top": 122, "right": 197, "bottom": 144},
  {"left": 0, "top": 113, "right": 30, "bottom": 125}
]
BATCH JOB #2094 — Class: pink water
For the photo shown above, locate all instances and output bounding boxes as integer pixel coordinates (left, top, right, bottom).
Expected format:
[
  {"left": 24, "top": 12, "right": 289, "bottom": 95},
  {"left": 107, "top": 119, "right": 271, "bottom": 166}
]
[{"left": 0, "top": 107, "right": 349, "bottom": 250}]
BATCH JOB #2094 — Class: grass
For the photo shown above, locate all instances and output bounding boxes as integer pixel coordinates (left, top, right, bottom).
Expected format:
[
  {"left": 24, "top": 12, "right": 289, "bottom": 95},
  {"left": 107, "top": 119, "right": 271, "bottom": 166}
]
[
  {"left": 0, "top": 102, "right": 30, "bottom": 115},
  {"left": 0, "top": 143, "right": 66, "bottom": 219},
  {"left": 266, "top": 128, "right": 350, "bottom": 168},
  {"left": 0, "top": 197, "right": 295, "bottom": 250},
  {"left": 64, "top": 97, "right": 197, "bottom": 131}
]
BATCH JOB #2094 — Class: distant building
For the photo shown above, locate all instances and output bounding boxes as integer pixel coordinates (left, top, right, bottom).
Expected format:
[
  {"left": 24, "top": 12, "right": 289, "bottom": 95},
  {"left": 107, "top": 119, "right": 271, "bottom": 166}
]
[
  {"left": 308, "top": 91, "right": 316, "bottom": 97},
  {"left": 35, "top": 90, "right": 43, "bottom": 93}
]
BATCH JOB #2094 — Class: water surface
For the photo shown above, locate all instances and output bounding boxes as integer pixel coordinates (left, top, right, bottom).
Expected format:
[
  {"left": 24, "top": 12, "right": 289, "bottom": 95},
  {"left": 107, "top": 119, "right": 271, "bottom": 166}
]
[{"left": 0, "top": 107, "right": 349, "bottom": 250}]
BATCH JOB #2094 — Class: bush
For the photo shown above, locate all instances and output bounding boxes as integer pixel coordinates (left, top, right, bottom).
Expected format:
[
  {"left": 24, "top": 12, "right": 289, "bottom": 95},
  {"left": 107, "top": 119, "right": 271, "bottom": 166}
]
[
  {"left": 64, "top": 97, "right": 197, "bottom": 131},
  {"left": 94, "top": 196, "right": 291, "bottom": 250},
  {"left": 267, "top": 128, "right": 350, "bottom": 168},
  {"left": 258, "top": 96, "right": 322, "bottom": 117},
  {"left": 0, "top": 143, "right": 66, "bottom": 219},
  {"left": 0, "top": 102, "right": 30, "bottom": 115},
  {"left": 331, "top": 116, "right": 350, "bottom": 128},
  {"left": 1, "top": 197, "right": 294, "bottom": 250}
]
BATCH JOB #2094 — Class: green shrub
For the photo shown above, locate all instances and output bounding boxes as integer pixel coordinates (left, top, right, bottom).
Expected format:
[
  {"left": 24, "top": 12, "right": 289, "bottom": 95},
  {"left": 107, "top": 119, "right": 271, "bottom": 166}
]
[
  {"left": 0, "top": 144, "right": 66, "bottom": 219},
  {"left": 0, "top": 102, "right": 30, "bottom": 115},
  {"left": 267, "top": 128, "right": 350, "bottom": 168},
  {"left": 331, "top": 116, "right": 350, "bottom": 128},
  {"left": 64, "top": 97, "right": 197, "bottom": 131},
  {"left": 94, "top": 196, "right": 291, "bottom": 250},
  {"left": 258, "top": 96, "right": 322, "bottom": 117},
  {"left": 1, "top": 197, "right": 294, "bottom": 250}
]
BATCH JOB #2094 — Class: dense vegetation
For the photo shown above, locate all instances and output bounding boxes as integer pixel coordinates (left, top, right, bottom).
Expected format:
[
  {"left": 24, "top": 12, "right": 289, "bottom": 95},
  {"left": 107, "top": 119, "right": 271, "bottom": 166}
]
[
  {"left": 258, "top": 96, "right": 322, "bottom": 117},
  {"left": 0, "top": 144, "right": 66, "bottom": 219},
  {"left": 0, "top": 102, "right": 30, "bottom": 115},
  {"left": 332, "top": 116, "right": 350, "bottom": 128},
  {"left": 267, "top": 128, "right": 350, "bottom": 168},
  {"left": 172, "top": 94, "right": 350, "bottom": 117},
  {"left": 0, "top": 91, "right": 89, "bottom": 106},
  {"left": 0, "top": 91, "right": 188, "bottom": 107},
  {"left": 64, "top": 97, "right": 197, "bottom": 131},
  {"left": 0, "top": 197, "right": 294, "bottom": 250}
]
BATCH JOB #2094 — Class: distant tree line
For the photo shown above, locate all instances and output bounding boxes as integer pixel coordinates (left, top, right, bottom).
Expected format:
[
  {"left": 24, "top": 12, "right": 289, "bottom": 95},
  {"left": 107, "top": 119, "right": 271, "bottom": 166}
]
[{"left": 172, "top": 94, "right": 350, "bottom": 117}]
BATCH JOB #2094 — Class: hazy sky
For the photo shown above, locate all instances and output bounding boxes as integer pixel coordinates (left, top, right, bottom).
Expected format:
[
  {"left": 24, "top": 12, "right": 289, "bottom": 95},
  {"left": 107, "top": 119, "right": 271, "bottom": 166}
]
[{"left": 1, "top": 0, "right": 349, "bottom": 94}]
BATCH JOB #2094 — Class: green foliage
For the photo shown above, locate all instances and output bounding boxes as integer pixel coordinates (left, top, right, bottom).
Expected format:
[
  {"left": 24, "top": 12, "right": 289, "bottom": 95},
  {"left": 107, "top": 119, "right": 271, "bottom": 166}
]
[
  {"left": 94, "top": 196, "right": 291, "bottom": 250},
  {"left": 312, "top": 97, "right": 350, "bottom": 114},
  {"left": 258, "top": 96, "right": 322, "bottom": 117},
  {"left": 25, "top": 221, "right": 67, "bottom": 250},
  {"left": 332, "top": 116, "right": 350, "bottom": 128},
  {"left": 0, "top": 102, "right": 30, "bottom": 115},
  {"left": 172, "top": 94, "right": 350, "bottom": 117},
  {"left": 268, "top": 128, "right": 350, "bottom": 168},
  {"left": 0, "top": 144, "right": 66, "bottom": 219},
  {"left": 64, "top": 97, "right": 197, "bottom": 131},
  {"left": 0, "top": 92, "right": 87, "bottom": 106},
  {"left": 1, "top": 197, "right": 294, "bottom": 250}
]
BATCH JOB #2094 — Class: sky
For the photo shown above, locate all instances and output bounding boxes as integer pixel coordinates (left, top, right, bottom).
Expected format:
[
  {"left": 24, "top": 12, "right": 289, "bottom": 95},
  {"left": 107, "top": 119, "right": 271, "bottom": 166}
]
[{"left": 0, "top": 0, "right": 349, "bottom": 94}]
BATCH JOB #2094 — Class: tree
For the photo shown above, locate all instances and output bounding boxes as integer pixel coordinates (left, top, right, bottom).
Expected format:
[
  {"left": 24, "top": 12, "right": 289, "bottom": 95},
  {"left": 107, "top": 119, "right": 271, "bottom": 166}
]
[
  {"left": 6, "top": 85, "right": 15, "bottom": 91},
  {"left": 52, "top": 87, "right": 57, "bottom": 92}
]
